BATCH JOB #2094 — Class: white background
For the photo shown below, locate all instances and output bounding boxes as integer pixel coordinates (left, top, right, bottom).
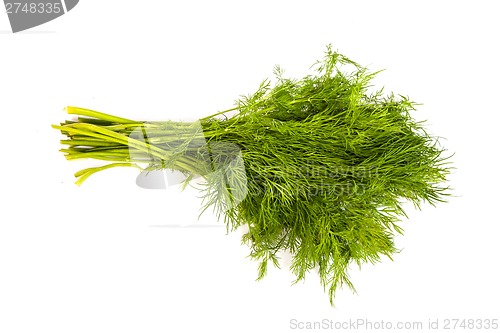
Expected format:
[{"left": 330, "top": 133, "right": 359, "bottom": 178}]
[{"left": 1, "top": 1, "right": 499, "bottom": 332}]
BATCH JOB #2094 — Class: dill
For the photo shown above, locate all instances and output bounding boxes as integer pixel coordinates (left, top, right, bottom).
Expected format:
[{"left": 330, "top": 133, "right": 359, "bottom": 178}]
[{"left": 53, "top": 46, "right": 451, "bottom": 305}]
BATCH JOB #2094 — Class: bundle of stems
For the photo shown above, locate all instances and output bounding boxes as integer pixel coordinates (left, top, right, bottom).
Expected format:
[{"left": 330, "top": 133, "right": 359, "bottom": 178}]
[{"left": 53, "top": 46, "right": 451, "bottom": 304}]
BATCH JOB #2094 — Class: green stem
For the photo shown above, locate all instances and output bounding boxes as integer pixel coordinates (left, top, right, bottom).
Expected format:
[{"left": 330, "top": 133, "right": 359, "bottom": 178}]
[
  {"left": 67, "top": 106, "right": 137, "bottom": 124},
  {"left": 199, "top": 106, "right": 239, "bottom": 121},
  {"left": 74, "top": 163, "right": 142, "bottom": 186},
  {"left": 52, "top": 124, "right": 168, "bottom": 160},
  {"left": 61, "top": 140, "right": 121, "bottom": 147}
]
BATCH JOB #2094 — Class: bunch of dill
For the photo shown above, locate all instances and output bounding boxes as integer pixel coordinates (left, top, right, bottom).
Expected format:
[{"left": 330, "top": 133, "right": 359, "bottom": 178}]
[{"left": 53, "top": 46, "right": 450, "bottom": 304}]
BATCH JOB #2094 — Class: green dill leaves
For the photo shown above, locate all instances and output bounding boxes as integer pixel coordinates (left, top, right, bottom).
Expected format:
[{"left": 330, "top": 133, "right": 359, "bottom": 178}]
[{"left": 53, "top": 46, "right": 451, "bottom": 305}]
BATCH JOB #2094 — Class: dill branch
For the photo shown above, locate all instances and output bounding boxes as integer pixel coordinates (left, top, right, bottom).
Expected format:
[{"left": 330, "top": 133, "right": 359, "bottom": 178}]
[{"left": 53, "top": 45, "right": 452, "bottom": 305}]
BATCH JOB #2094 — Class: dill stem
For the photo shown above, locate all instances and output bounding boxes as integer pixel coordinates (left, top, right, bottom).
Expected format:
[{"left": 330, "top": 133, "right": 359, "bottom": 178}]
[
  {"left": 199, "top": 106, "right": 239, "bottom": 120},
  {"left": 66, "top": 106, "right": 136, "bottom": 124}
]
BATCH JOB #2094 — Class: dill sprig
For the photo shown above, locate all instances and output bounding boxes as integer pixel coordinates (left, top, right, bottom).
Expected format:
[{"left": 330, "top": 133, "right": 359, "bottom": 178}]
[{"left": 53, "top": 46, "right": 451, "bottom": 305}]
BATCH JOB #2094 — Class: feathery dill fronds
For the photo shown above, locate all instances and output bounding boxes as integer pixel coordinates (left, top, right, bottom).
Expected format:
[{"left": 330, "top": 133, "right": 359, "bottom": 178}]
[{"left": 53, "top": 45, "right": 451, "bottom": 305}]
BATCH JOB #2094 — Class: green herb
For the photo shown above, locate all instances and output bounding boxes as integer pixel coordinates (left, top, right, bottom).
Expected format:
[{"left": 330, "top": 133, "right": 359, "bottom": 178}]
[{"left": 53, "top": 46, "right": 451, "bottom": 305}]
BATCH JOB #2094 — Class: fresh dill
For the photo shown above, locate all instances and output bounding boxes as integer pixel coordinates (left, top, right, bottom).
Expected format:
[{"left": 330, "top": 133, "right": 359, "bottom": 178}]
[{"left": 53, "top": 46, "right": 451, "bottom": 305}]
